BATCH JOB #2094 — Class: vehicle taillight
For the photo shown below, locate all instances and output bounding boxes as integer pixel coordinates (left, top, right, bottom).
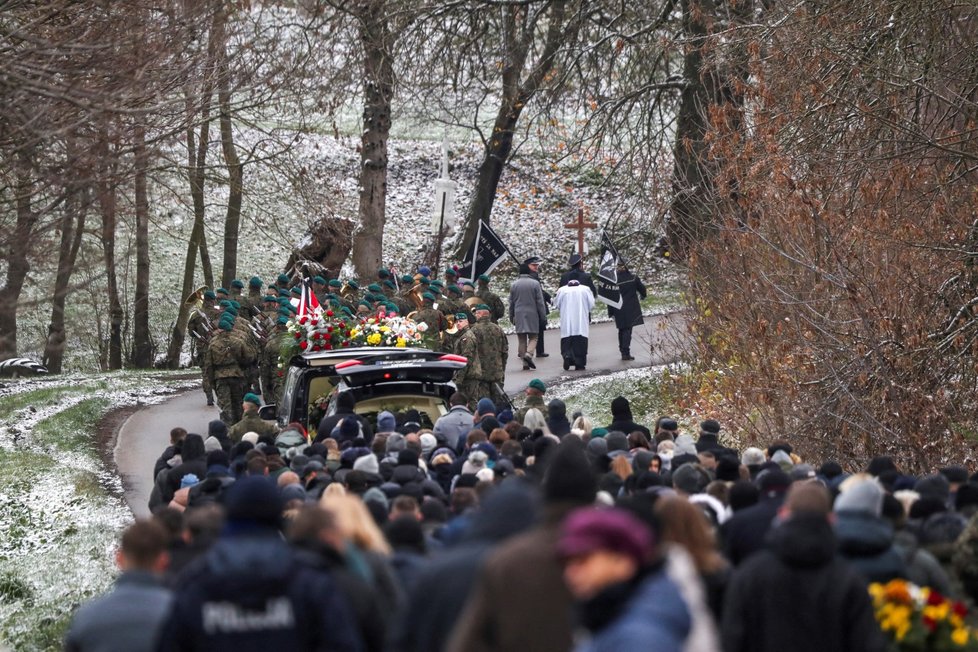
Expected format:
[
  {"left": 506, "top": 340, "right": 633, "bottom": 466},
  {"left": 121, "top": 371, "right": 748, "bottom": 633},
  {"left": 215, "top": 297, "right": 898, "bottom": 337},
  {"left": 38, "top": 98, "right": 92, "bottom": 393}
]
[
  {"left": 334, "top": 360, "right": 362, "bottom": 370},
  {"left": 439, "top": 354, "right": 467, "bottom": 363}
]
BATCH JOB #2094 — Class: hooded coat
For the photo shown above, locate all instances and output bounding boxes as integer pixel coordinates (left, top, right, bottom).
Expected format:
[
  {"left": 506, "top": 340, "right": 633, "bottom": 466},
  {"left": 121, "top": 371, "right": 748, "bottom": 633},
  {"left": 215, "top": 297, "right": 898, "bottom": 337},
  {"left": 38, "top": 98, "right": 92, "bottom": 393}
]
[
  {"left": 605, "top": 397, "right": 651, "bottom": 439},
  {"left": 721, "top": 514, "right": 888, "bottom": 652},
  {"left": 315, "top": 392, "right": 374, "bottom": 445}
]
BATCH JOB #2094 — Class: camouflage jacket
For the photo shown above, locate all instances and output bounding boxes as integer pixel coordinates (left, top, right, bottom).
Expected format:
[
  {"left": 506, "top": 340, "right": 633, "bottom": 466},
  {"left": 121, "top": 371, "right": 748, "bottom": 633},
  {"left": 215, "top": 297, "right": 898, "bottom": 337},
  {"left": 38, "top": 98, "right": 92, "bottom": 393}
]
[
  {"left": 204, "top": 331, "right": 247, "bottom": 381},
  {"left": 414, "top": 307, "right": 445, "bottom": 333},
  {"left": 516, "top": 394, "right": 549, "bottom": 423},
  {"left": 480, "top": 288, "right": 506, "bottom": 323},
  {"left": 227, "top": 411, "right": 280, "bottom": 443},
  {"left": 466, "top": 316, "right": 508, "bottom": 382}
]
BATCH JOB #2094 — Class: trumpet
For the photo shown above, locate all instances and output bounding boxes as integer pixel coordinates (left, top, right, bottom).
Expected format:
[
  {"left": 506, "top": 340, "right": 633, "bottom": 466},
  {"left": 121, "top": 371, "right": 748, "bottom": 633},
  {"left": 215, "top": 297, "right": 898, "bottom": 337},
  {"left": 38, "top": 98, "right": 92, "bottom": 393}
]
[
  {"left": 339, "top": 282, "right": 358, "bottom": 301},
  {"left": 185, "top": 285, "right": 208, "bottom": 309},
  {"left": 464, "top": 296, "right": 485, "bottom": 309}
]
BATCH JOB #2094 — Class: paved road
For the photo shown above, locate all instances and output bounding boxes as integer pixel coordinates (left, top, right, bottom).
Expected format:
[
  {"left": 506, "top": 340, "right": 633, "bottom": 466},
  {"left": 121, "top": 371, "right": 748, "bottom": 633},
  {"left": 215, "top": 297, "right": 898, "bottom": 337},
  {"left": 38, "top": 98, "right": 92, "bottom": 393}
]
[{"left": 116, "top": 312, "right": 688, "bottom": 518}]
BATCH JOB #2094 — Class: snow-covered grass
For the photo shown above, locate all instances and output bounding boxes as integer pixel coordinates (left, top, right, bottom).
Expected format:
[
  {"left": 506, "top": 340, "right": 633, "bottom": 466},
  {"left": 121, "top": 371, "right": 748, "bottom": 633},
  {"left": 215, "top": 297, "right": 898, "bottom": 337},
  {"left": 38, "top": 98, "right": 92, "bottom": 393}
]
[
  {"left": 0, "top": 372, "right": 197, "bottom": 652},
  {"left": 547, "top": 365, "right": 676, "bottom": 430}
]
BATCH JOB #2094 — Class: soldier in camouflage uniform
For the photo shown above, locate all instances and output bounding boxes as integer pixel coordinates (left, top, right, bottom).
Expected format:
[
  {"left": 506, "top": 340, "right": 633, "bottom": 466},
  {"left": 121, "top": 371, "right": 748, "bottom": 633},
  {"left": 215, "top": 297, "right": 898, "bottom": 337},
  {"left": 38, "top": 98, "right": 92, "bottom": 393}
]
[
  {"left": 204, "top": 317, "right": 248, "bottom": 424},
  {"left": 240, "top": 276, "right": 263, "bottom": 316},
  {"left": 453, "top": 304, "right": 508, "bottom": 410},
  {"left": 189, "top": 290, "right": 218, "bottom": 406},
  {"left": 229, "top": 279, "right": 245, "bottom": 303},
  {"left": 441, "top": 311, "right": 468, "bottom": 356},
  {"left": 446, "top": 284, "right": 474, "bottom": 323},
  {"left": 478, "top": 274, "right": 506, "bottom": 323}
]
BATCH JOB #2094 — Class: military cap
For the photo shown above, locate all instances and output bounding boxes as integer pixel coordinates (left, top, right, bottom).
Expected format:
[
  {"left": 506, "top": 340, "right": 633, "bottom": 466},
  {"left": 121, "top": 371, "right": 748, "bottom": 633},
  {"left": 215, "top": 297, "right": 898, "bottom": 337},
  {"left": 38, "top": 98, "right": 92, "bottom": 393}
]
[
  {"left": 291, "top": 286, "right": 302, "bottom": 296},
  {"left": 249, "top": 276, "right": 262, "bottom": 288},
  {"left": 367, "top": 283, "right": 382, "bottom": 293},
  {"left": 474, "top": 303, "right": 490, "bottom": 312},
  {"left": 358, "top": 300, "right": 372, "bottom": 309},
  {"left": 447, "top": 285, "right": 462, "bottom": 295},
  {"left": 277, "top": 273, "right": 290, "bottom": 285},
  {"left": 276, "top": 316, "right": 289, "bottom": 325},
  {"left": 378, "top": 268, "right": 391, "bottom": 279},
  {"left": 347, "top": 280, "right": 360, "bottom": 290},
  {"left": 218, "top": 320, "right": 233, "bottom": 331},
  {"left": 478, "top": 274, "right": 491, "bottom": 283},
  {"left": 382, "top": 280, "right": 396, "bottom": 289},
  {"left": 400, "top": 274, "right": 414, "bottom": 284},
  {"left": 216, "top": 287, "right": 229, "bottom": 296},
  {"left": 225, "top": 308, "right": 238, "bottom": 317},
  {"left": 568, "top": 253, "right": 583, "bottom": 267},
  {"left": 267, "top": 285, "right": 279, "bottom": 294},
  {"left": 278, "top": 297, "right": 291, "bottom": 306},
  {"left": 328, "top": 279, "right": 343, "bottom": 288},
  {"left": 386, "top": 304, "right": 400, "bottom": 314},
  {"left": 528, "top": 378, "right": 547, "bottom": 393},
  {"left": 461, "top": 280, "right": 475, "bottom": 290},
  {"left": 263, "top": 295, "right": 278, "bottom": 303},
  {"left": 430, "top": 280, "right": 445, "bottom": 289},
  {"left": 243, "top": 392, "right": 262, "bottom": 407},
  {"left": 456, "top": 312, "right": 468, "bottom": 320},
  {"left": 277, "top": 307, "right": 292, "bottom": 317},
  {"left": 329, "top": 298, "right": 341, "bottom": 308},
  {"left": 313, "top": 275, "right": 327, "bottom": 285},
  {"left": 229, "top": 300, "right": 240, "bottom": 310},
  {"left": 524, "top": 256, "right": 542, "bottom": 265},
  {"left": 203, "top": 290, "right": 217, "bottom": 300},
  {"left": 219, "top": 299, "right": 233, "bottom": 308},
  {"left": 445, "top": 268, "right": 458, "bottom": 277},
  {"left": 231, "top": 279, "right": 245, "bottom": 289},
  {"left": 422, "top": 292, "right": 436, "bottom": 302}
]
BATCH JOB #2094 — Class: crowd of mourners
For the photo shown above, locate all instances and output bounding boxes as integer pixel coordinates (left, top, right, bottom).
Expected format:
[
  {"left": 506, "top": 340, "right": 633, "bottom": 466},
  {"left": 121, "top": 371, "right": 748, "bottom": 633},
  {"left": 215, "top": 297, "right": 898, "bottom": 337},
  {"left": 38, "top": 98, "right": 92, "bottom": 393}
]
[{"left": 64, "top": 382, "right": 978, "bottom": 652}]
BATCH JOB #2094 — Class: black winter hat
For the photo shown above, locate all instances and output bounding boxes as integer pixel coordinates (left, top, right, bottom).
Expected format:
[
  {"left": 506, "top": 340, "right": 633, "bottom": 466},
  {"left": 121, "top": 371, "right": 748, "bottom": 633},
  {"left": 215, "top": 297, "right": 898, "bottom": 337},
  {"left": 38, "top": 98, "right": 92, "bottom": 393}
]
[
  {"left": 224, "top": 476, "right": 282, "bottom": 526},
  {"left": 956, "top": 483, "right": 978, "bottom": 512},
  {"left": 729, "top": 480, "right": 760, "bottom": 512},
  {"left": 940, "top": 466, "right": 969, "bottom": 485},
  {"left": 866, "top": 456, "right": 897, "bottom": 477},
  {"left": 208, "top": 419, "right": 228, "bottom": 439},
  {"left": 384, "top": 516, "right": 426, "bottom": 554},
  {"left": 339, "top": 417, "right": 360, "bottom": 441},
  {"left": 909, "top": 495, "right": 947, "bottom": 520},
  {"left": 700, "top": 419, "right": 721, "bottom": 434},
  {"left": 543, "top": 443, "right": 597, "bottom": 505},
  {"left": 915, "top": 474, "right": 951, "bottom": 502},
  {"left": 818, "top": 461, "right": 844, "bottom": 479},
  {"left": 206, "top": 450, "right": 229, "bottom": 467},
  {"left": 658, "top": 418, "right": 678, "bottom": 432},
  {"left": 716, "top": 455, "right": 741, "bottom": 482},
  {"left": 397, "top": 449, "right": 420, "bottom": 467},
  {"left": 757, "top": 469, "right": 791, "bottom": 493},
  {"left": 610, "top": 396, "right": 632, "bottom": 418}
]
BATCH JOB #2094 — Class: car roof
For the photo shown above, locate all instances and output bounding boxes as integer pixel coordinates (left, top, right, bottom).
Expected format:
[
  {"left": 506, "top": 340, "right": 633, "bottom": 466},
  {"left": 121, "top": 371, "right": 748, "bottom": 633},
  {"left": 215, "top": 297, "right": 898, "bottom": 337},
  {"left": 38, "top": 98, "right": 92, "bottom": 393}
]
[{"left": 293, "top": 347, "right": 442, "bottom": 368}]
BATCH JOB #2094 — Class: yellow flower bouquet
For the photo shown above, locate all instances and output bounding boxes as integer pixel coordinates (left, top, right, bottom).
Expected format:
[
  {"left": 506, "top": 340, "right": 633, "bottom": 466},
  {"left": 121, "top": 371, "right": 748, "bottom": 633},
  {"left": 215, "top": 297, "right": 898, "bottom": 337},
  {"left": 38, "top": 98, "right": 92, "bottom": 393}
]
[{"left": 869, "top": 579, "right": 978, "bottom": 650}]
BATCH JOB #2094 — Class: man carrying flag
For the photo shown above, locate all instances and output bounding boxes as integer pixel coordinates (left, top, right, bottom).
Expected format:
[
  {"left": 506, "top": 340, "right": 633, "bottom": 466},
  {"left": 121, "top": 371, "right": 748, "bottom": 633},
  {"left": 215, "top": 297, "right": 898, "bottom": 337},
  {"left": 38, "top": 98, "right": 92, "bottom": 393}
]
[
  {"left": 460, "top": 220, "right": 519, "bottom": 283},
  {"left": 597, "top": 231, "right": 647, "bottom": 361}
]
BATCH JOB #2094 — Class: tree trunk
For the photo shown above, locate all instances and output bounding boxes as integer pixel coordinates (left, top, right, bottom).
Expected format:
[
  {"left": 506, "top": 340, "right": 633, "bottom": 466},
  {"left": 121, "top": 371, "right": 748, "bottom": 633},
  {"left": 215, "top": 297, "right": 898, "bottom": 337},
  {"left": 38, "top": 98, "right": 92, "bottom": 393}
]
[
  {"left": 43, "top": 179, "right": 89, "bottom": 374},
  {"left": 352, "top": 2, "right": 395, "bottom": 280},
  {"left": 216, "top": 8, "right": 242, "bottom": 289},
  {"left": 97, "top": 127, "right": 124, "bottom": 370},
  {"left": 132, "top": 124, "right": 153, "bottom": 367},
  {"left": 0, "top": 152, "right": 34, "bottom": 359}
]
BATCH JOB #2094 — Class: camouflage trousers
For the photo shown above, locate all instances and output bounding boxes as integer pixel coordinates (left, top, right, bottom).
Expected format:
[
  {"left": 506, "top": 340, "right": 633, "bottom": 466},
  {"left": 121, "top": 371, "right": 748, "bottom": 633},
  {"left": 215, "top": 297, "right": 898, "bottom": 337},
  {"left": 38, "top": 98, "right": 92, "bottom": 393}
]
[
  {"left": 215, "top": 377, "right": 246, "bottom": 424},
  {"left": 201, "top": 368, "right": 214, "bottom": 406},
  {"left": 458, "top": 380, "right": 509, "bottom": 414}
]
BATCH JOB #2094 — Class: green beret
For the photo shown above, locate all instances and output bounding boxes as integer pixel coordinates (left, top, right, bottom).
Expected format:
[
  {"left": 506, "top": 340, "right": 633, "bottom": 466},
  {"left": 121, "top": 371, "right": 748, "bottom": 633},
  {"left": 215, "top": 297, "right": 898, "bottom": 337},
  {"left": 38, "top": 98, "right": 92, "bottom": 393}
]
[
  {"left": 229, "top": 301, "right": 240, "bottom": 310},
  {"left": 219, "top": 300, "right": 232, "bottom": 308},
  {"left": 264, "top": 295, "right": 277, "bottom": 302},
  {"left": 329, "top": 298, "right": 341, "bottom": 308},
  {"left": 216, "top": 288, "right": 229, "bottom": 296},
  {"left": 422, "top": 292, "right": 436, "bottom": 302},
  {"left": 291, "top": 286, "right": 302, "bottom": 296},
  {"left": 478, "top": 274, "right": 491, "bottom": 283},
  {"left": 277, "top": 307, "right": 291, "bottom": 317},
  {"left": 591, "top": 427, "right": 609, "bottom": 438},
  {"left": 430, "top": 280, "right": 444, "bottom": 289},
  {"left": 277, "top": 273, "right": 290, "bottom": 285},
  {"left": 225, "top": 308, "right": 238, "bottom": 317},
  {"left": 367, "top": 283, "right": 382, "bottom": 293},
  {"left": 445, "top": 268, "right": 458, "bottom": 277},
  {"left": 218, "top": 320, "right": 233, "bottom": 331},
  {"left": 378, "top": 268, "right": 390, "bottom": 278},
  {"left": 328, "top": 279, "right": 343, "bottom": 288},
  {"left": 313, "top": 275, "right": 326, "bottom": 285},
  {"left": 267, "top": 284, "right": 279, "bottom": 293},
  {"left": 461, "top": 280, "right": 474, "bottom": 289},
  {"left": 382, "top": 280, "right": 396, "bottom": 289},
  {"left": 419, "top": 277, "right": 430, "bottom": 285},
  {"left": 347, "top": 280, "right": 360, "bottom": 290},
  {"left": 456, "top": 312, "right": 468, "bottom": 320},
  {"left": 358, "top": 300, "right": 372, "bottom": 308},
  {"left": 243, "top": 392, "right": 262, "bottom": 407},
  {"left": 386, "top": 304, "right": 400, "bottom": 314},
  {"left": 203, "top": 290, "right": 217, "bottom": 300},
  {"left": 400, "top": 275, "right": 414, "bottom": 283},
  {"left": 363, "top": 293, "right": 377, "bottom": 302},
  {"left": 276, "top": 316, "right": 289, "bottom": 325},
  {"left": 231, "top": 279, "right": 244, "bottom": 289},
  {"left": 528, "top": 378, "right": 546, "bottom": 393},
  {"left": 249, "top": 276, "right": 262, "bottom": 288},
  {"left": 278, "top": 297, "right": 291, "bottom": 306},
  {"left": 447, "top": 285, "right": 462, "bottom": 295},
  {"left": 474, "top": 303, "right": 490, "bottom": 312}
]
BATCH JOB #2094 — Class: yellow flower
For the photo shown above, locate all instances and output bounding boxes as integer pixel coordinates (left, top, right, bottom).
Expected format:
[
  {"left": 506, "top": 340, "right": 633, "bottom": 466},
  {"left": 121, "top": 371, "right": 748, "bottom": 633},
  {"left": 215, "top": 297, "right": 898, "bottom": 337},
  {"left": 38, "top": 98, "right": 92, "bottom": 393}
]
[
  {"left": 367, "top": 333, "right": 382, "bottom": 345},
  {"left": 396, "top": 338, "right": 406, "bottom": 347},
  {"left": 380, "top": 326, "right": 391, "bottom": 333},
  {"left": 952, "top": 627, "right": 970, "bottom": 646}
]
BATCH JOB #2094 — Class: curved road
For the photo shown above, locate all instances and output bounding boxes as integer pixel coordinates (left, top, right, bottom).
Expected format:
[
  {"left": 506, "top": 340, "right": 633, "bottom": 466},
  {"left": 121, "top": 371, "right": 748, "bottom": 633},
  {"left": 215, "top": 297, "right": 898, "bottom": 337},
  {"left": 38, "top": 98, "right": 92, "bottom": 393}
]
[{"left": 116, "top": 313, "right": 688, "bottom": 517}]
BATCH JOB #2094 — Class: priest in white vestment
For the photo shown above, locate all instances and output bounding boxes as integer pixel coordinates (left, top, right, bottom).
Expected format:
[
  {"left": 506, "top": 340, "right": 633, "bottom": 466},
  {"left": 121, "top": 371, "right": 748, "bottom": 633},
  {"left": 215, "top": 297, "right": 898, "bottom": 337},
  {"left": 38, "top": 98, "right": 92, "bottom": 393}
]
[{"left": 553, "top": 280, "right": 595, "bottom": 370}]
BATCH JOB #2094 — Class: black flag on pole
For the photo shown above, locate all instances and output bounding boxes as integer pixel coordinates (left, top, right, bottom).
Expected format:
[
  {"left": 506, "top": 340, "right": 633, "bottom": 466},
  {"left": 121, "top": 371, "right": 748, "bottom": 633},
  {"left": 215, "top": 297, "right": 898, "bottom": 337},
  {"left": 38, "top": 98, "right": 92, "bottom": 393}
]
[
  {"left": 595, "top": 230, "right": 623, "bottom": 309},
  {"left": 461, "top": 220, "right": 517, "bottom": 282}
]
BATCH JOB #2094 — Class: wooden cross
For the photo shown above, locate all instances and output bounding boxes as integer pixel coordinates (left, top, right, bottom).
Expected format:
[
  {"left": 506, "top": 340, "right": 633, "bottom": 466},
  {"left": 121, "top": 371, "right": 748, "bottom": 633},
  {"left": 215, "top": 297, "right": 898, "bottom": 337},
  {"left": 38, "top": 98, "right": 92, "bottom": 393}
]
[{"left": 564, "top": 208, "right": 597, "bottom": 257}]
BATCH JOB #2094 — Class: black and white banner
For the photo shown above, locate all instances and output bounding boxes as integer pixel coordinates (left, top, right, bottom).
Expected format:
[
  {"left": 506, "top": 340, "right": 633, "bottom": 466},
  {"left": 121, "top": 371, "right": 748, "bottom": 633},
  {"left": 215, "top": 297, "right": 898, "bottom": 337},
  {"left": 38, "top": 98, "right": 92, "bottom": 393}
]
[
  {"left": 595, "top": 230, "right": 623, "bottom": 309},
  {"left": 461, "top": 220, "right": 517, "bottom": 282}
]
